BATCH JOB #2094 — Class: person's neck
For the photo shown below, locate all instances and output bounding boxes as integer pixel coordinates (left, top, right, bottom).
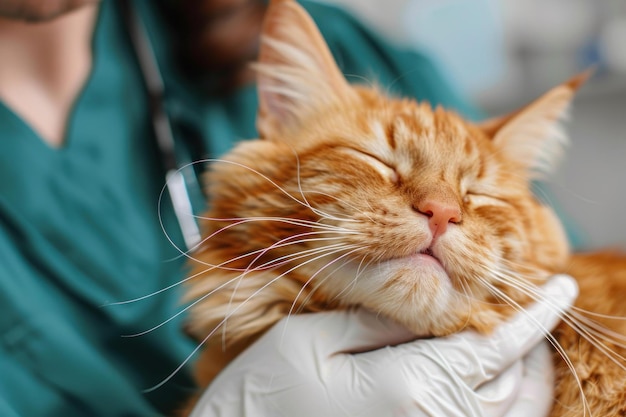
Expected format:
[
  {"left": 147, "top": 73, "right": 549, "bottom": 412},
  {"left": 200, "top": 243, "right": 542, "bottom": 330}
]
[{"left": 0, "top": 5, "right": 99, "bottom": 147}]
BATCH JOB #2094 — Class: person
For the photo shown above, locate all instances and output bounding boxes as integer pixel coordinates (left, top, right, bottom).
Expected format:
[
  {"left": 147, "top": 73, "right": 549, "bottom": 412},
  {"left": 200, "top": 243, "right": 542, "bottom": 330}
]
[{"left": 0, "top": 1, "right": 578, "bottom": 416}]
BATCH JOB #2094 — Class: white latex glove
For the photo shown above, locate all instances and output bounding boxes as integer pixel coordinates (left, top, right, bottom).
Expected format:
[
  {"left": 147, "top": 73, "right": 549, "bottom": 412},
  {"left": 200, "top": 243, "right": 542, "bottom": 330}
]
[{"left": 190, "top": 274, "right": 578, "bottom": 417}]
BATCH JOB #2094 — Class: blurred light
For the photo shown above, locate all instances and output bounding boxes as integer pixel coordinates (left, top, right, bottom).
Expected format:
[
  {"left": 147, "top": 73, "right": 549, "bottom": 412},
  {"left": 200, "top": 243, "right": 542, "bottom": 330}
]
[{"left": 599, "top": 17, "right": 626, "bottom": 74}]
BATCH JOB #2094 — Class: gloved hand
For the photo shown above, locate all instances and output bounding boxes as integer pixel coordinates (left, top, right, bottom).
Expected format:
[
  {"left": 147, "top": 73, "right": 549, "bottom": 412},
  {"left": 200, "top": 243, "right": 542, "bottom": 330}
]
[{"left": 190, "top": 274, "right": 578, "bottom": 417}]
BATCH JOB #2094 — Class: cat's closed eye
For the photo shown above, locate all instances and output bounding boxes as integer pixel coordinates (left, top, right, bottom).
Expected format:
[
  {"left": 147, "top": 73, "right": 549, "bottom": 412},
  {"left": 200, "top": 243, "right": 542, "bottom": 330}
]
[
  {"left": 337, "top": 147, "right": 399, "bottom": 184},
  {"left": 463, "top": 192, "right": 510, "bottom": 208}
]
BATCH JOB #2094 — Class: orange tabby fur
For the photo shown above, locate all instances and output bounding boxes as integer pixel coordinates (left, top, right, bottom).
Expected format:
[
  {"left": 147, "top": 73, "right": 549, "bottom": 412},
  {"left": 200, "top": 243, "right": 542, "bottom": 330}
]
[{"left": 181, "top": 1, "right": 626, "bottom": 415}]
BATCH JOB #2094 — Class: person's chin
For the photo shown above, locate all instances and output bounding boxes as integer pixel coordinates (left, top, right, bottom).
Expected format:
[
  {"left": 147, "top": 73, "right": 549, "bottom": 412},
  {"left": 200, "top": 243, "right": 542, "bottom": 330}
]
[{"left": 0, "top": 0, "right": 99, "bottom": 23}]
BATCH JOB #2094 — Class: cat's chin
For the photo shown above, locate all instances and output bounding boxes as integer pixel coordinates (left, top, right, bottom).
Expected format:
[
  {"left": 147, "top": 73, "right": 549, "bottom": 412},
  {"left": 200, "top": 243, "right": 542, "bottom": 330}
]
[{"left": 317, "top": 254, "right": 469, "bottom": 337}]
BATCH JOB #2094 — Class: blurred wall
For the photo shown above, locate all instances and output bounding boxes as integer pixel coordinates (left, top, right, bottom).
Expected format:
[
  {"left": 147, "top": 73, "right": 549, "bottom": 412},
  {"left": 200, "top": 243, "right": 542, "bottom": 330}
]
[{"left": 315, "top": 0, "right": 626, "bottom": 250}]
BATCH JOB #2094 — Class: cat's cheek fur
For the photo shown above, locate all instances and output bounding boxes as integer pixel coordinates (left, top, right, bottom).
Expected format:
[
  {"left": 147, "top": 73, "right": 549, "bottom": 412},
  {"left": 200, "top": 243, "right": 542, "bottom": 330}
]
[{"left": 528, "top": 203, "right": 570, "bottom": 271}]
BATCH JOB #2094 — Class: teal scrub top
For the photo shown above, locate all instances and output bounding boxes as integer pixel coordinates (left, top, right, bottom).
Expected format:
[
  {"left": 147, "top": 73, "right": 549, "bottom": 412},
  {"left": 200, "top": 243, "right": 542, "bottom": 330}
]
[{"left": 0, "top": 1, "right": 493, "bottom": 416}]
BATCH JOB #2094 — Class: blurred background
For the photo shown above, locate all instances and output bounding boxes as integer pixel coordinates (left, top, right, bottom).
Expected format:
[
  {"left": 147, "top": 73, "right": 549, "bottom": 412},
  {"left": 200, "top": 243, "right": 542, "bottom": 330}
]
[{"left": 316, "top": 0, "right": 626, "bottom": 250}]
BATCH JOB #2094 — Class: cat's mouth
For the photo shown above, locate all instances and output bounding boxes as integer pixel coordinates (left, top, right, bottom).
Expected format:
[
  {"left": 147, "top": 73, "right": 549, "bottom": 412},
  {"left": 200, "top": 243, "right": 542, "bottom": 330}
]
[
  {"left": 376, "top": 246, "right": 446, "bottom": 272},
  {"left": 410, "top": 247, "right": 445, "bottom": 269}
]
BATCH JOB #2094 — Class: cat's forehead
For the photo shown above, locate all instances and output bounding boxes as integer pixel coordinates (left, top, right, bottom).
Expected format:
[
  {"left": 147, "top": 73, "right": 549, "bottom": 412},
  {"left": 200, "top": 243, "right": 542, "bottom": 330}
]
[{"left": 354, "top": 100, "right": 485, "bottom": 169}]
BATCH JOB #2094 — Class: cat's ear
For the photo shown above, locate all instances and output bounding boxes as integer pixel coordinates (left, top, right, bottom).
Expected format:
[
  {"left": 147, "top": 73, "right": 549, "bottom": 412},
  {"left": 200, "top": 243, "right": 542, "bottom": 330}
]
[
  {"left": 479, "top": 70, "right": 592, "bottom": 179},
  {"left": 254, "top": 0, "right": 357, "bottom": 139}
]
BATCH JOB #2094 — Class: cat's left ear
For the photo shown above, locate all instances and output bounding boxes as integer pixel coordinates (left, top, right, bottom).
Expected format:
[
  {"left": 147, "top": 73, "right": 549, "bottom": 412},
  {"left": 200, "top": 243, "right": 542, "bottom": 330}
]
[
  {"left": 254, "top": 0, "right": 357, "bottom": 139},
  {"left": 479, "top": 70, "right": 592, "bottom": 179}
]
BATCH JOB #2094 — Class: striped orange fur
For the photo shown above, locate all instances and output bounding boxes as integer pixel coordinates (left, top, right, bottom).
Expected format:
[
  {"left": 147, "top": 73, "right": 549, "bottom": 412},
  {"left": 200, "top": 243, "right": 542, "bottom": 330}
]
[{"left": 182, "top": 1, "right": 626, "bottom": 415}]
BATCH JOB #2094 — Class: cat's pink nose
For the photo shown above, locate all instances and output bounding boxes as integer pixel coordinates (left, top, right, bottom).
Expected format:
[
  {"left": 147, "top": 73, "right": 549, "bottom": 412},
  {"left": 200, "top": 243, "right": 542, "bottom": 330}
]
[{"left": 417, "top": 200, "right": 462, "bottom": 238}]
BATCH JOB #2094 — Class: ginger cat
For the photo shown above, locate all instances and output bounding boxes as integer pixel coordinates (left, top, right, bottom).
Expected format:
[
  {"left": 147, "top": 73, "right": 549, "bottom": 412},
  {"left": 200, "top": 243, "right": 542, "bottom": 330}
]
[{"left": 183, "top": 0, "right": 626, "bottom": 415}]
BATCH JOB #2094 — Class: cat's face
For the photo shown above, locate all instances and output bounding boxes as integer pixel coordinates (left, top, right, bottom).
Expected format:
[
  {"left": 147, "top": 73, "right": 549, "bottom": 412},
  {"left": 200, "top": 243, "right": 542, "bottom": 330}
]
[{"left": 187, "top": 0, "right": 580, "bottom": 341}]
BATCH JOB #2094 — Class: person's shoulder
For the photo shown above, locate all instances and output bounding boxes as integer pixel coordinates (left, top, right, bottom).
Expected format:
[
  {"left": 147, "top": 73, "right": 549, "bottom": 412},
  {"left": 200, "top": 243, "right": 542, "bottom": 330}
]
[
  {"left": 299, "top": 0, "right": 354, "bottom": 19},
  {"left": 298, "top": 0, "right": 368, "bottom": 38}
]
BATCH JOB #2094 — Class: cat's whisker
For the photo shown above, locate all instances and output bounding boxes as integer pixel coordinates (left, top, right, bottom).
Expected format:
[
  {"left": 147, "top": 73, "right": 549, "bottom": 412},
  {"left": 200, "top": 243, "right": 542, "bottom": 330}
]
[
  {"left": 296, "top": 252, "right": 374, "bottom": 311},
  {"left": 122, "top": 245, "right": 354, "bottom": 338},
  {"left": 453, "top": 274, "right": 476, "bottom": 331},
  {"left": 344, "top": 73, "right": 377, "bottom": 89},
  {"left": 493, "top": 269, "right": 626, "bottom": 360},
  {"left": 197, "top": 215, "right": 359, "bottom": 233},
  {"left": 557, "top": 310, "right": 626, "bottom": 356},
  {"left": 102, "top": 252, "right": 252, "bottom": 307},
  {"left": 103, "top": 233, "right": 352, "bottom": 307},
  {"left": 473, "top": 273, "right": 591, "bottom": 416},
  {"left": 220, "top": 242, "right": 363, "bottom": 344},
  {"left": 207, "top": 244, "right": 363, "bottom": 359},
  {"left": 344, "top": 254, "right": 376, "bottom": 296},
  {"left": 192, "top": 227, "right": 362, "bottom": 272},
  {"left": 254, "top": 241, "right": 359, "bottom": 269},
  {"left": 568, "top": 310, "right": 626, "bottom": 342},
  {"left": 221, "top": 241, "right": 360, "bottom": 317},
  {"left": 142, "top": 242, "right": 363, "bottom": 393},
  {"left": 285, "top": 246, "right": 366, "bottom": 319},
  {"left": 215, "top": 240, "right": 356, "bottom": 341},
  {"left": 187, "top": 213, "right": 362, "bottom": 271},
  {"left": 487, "top": 266, "right": 626, "bottom": 417},
  {"left": 230, "top": 233, "right": 363, "bottom": 275},
  {"left": 122, "top": 268, "right": 248, "bottom": 338},
  {"left": 323, "top": 251, "right": 374, "bottom": 301},
  {"left": 570, "top": 306, "right": 626, "bottom": 321}
]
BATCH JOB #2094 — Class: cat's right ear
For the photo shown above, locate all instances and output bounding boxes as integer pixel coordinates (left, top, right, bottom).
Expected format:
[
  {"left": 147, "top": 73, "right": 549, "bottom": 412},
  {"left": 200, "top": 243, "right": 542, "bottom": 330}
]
[{"left": 254, "top": 0, "right": 357, "bottom": 139}]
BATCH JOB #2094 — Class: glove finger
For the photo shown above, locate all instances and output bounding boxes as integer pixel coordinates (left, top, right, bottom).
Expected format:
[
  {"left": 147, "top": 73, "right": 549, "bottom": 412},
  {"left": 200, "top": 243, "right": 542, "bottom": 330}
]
[{"left": 503, "top": 342, "right": 555, "bottom": 417}]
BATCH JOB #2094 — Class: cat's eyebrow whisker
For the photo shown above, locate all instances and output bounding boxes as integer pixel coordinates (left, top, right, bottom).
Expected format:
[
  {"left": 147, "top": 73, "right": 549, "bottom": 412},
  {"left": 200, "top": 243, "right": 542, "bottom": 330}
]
[
  {"left": 289, "top": 150, "right": 352, "bottom": 223},
  {"left": 284, "top": 149, "right": 374, "bottom": 225},
  {"left": 196, "top": 158, "right": 345, "bottom": 220},
  {"left": 291, "top": 189, "right": 379, "bottom": 224}
]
